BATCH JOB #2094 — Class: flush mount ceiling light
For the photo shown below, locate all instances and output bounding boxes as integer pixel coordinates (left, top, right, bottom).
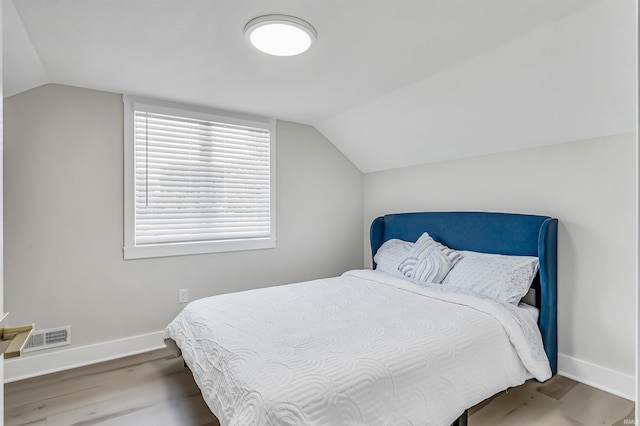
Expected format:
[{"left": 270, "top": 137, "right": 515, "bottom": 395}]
[{"left": 244, "top": 15, "right": 317, "bottom": 56}]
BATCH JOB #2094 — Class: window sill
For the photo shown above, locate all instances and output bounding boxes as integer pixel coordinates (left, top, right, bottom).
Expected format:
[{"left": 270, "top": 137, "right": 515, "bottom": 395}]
[{"left": 123, "top": 237, "right": 276, "bottom": 260}]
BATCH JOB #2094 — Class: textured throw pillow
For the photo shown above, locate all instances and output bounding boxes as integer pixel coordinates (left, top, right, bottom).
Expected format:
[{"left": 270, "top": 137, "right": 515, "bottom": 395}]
[
  {"left": 373, "top": 239, "right": 414, "bottom": 277},
  {"left": 442, "top": 250, "right": 539, "bottom": 304},
  {"left": 398, "top": 232, "right": 461, "bottom": 283}
]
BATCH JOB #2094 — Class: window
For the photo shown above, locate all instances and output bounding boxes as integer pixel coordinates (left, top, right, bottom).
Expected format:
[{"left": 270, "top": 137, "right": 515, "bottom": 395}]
[{"left": 123, "top": 96, "right": 275, "bottom": 259}]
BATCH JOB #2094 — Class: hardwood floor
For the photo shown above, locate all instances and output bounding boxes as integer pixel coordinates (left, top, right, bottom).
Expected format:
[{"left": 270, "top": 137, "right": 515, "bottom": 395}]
[
  {"left": 5, "top": 349, "right": 218, "bottom": 426},
  {"left": 5, "top": 349, "right": 635, "bottom": 426},
  {"left": 468, "top": 375, "right": 635, "bottom": 425}
]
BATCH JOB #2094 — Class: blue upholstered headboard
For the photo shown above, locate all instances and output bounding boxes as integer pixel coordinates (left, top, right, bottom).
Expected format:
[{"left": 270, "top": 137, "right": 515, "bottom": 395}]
[{"left": 370, "top": 211, "right": 558, "bottom": 374}]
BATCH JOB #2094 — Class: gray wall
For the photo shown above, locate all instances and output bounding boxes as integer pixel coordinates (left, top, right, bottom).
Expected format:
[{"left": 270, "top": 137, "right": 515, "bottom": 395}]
[
  {"left": 4, "top": 84, "right": 364, "bottom": 348},
  {"left": 364, "top": 134, "right": 636, "bottom": 377},
  {"left": 4, "top": 83, "right": 636, "bottom": 387}
]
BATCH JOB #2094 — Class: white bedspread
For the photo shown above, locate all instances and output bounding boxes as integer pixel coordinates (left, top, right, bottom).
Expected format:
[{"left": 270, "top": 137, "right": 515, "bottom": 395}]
[{"left": 164, "top": 269, "right": 551, "bottom": 426}]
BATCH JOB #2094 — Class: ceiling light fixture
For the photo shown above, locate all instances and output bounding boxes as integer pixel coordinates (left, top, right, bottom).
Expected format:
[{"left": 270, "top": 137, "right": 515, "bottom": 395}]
[{"left": 244, "top": 15, "right": 317, "bottom": 57}]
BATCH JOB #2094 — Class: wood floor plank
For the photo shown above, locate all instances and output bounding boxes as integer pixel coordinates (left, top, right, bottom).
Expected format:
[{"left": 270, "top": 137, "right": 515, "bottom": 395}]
[
  {"left": 558, "top": 383, "right": 635, "bottom": 425},
  {"left": 6, "top": 350, "right": 167, "bottom": 394},
  {"left": 6, "top": 350, "right": 175, "bottom": 407},
  {"left": 470, "top": 380, "right": 560, "bottom": 425},
  {"left": 613, "top": 407, "right": 636, "bottom": 426},
  {"left": 5, "top": 350, "right": 214, "bottom": 426},
  {"left": 469, "top": 375, "right": 635, "bottom": 426},
  {"left": 535, "top": 375, "right": 579, "bottom": 400},
  {"left": 179, "top": 394, "right": 221, "bottom": 426},
  {"left": 5, "top": 349, "right": 635, "bottom": 426}
]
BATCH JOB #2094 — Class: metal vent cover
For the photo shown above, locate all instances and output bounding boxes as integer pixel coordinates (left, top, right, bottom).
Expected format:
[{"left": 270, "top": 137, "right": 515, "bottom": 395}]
[{"left": 23, "top": 326, "right": 71, "bottom": 353}]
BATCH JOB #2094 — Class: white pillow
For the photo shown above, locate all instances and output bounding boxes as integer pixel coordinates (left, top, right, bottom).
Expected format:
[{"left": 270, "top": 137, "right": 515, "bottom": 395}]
[
  {"left": 373, "top": 239, "right": 414, "bottom": 277},
  {"left": 442, "top": 250, "right": 539, "bottom": 304},
  {"left": 398, "top": 232, "right": 461, "bottom": 283}
]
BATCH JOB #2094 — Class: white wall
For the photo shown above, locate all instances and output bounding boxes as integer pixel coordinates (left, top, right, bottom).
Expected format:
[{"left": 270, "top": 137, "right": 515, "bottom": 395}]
[
  {"left": 364, "top": 134, "right": 636, "bottom": 396},
  {"left": 1, "top": 0, "right": 5, "bottom": 417},
  {"left": 4, "top": 84, "right": 364, "bottom": 366},
  {"left": 318, "top": 0, "right": 636, "bottom": 173}
]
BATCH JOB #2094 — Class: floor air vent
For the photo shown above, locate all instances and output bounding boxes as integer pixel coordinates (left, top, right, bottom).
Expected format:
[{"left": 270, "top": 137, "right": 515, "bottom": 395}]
[{"left": 23, "top": 326, "right": 71, "bottom": 353}]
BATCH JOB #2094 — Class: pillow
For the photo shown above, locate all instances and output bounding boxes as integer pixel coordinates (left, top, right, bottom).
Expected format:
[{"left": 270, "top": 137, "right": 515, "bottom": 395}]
[
  {"left": 442, "top": 250, "right": 539, "bottom": 304},
  {"left": 373, "top": 239, "right": 414, "bottom": 277},
  {"left": 398, "top": 232, "right": 461, "bottom": 283}
]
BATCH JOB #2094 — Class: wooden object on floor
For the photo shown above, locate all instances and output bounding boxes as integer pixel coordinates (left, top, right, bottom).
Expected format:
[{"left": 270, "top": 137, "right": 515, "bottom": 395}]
[
  {"left": 1, "top": 324, "right": 34, "bottom": 359},
  {"left": 0, "top": 312, "right": 34, "bottom": 359},
  {"left": 5, "top": 348, "right": 635, "bottom": 426}
]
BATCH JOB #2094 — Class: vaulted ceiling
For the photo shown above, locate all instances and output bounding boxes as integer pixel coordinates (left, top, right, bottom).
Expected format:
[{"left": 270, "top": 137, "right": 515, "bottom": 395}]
[{"left": 4, "top": 0, "right": 636, "bottom": 172}]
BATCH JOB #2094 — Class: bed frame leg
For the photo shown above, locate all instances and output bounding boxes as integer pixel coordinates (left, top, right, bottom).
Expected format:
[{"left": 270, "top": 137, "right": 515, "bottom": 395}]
[{"left": 452, "top": 409, "right": 468, "bottom": 426}]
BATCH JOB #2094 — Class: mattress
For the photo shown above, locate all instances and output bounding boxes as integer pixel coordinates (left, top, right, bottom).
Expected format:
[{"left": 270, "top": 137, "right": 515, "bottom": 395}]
[{"left": 164, "top": 269, "right": 551, "bottom": 426}]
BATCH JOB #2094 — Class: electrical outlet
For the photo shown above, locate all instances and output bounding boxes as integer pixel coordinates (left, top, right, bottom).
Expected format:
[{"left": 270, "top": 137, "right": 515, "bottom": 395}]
[{"left": 178, "top": 288, "right": 189, "bottom": 304}]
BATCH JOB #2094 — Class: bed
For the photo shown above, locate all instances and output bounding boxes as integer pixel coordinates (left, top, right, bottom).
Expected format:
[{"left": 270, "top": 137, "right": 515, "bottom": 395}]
[{"left": 164, "top": 211, "right": 558, "bottom": 426}]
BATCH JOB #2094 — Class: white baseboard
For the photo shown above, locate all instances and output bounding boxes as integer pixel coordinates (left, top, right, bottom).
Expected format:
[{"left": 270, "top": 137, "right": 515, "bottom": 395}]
[
  {"left": 558, "top": 353, "right": 635, "bottom": 401},
  {"left": 4, "top": 330, "right": 165, "bottom": 383}
]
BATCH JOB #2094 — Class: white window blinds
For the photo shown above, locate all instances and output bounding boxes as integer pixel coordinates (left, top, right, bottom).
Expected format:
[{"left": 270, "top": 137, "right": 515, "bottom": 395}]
[{"left": 124, "top": 97, "right": 275, "bottom": 259}]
